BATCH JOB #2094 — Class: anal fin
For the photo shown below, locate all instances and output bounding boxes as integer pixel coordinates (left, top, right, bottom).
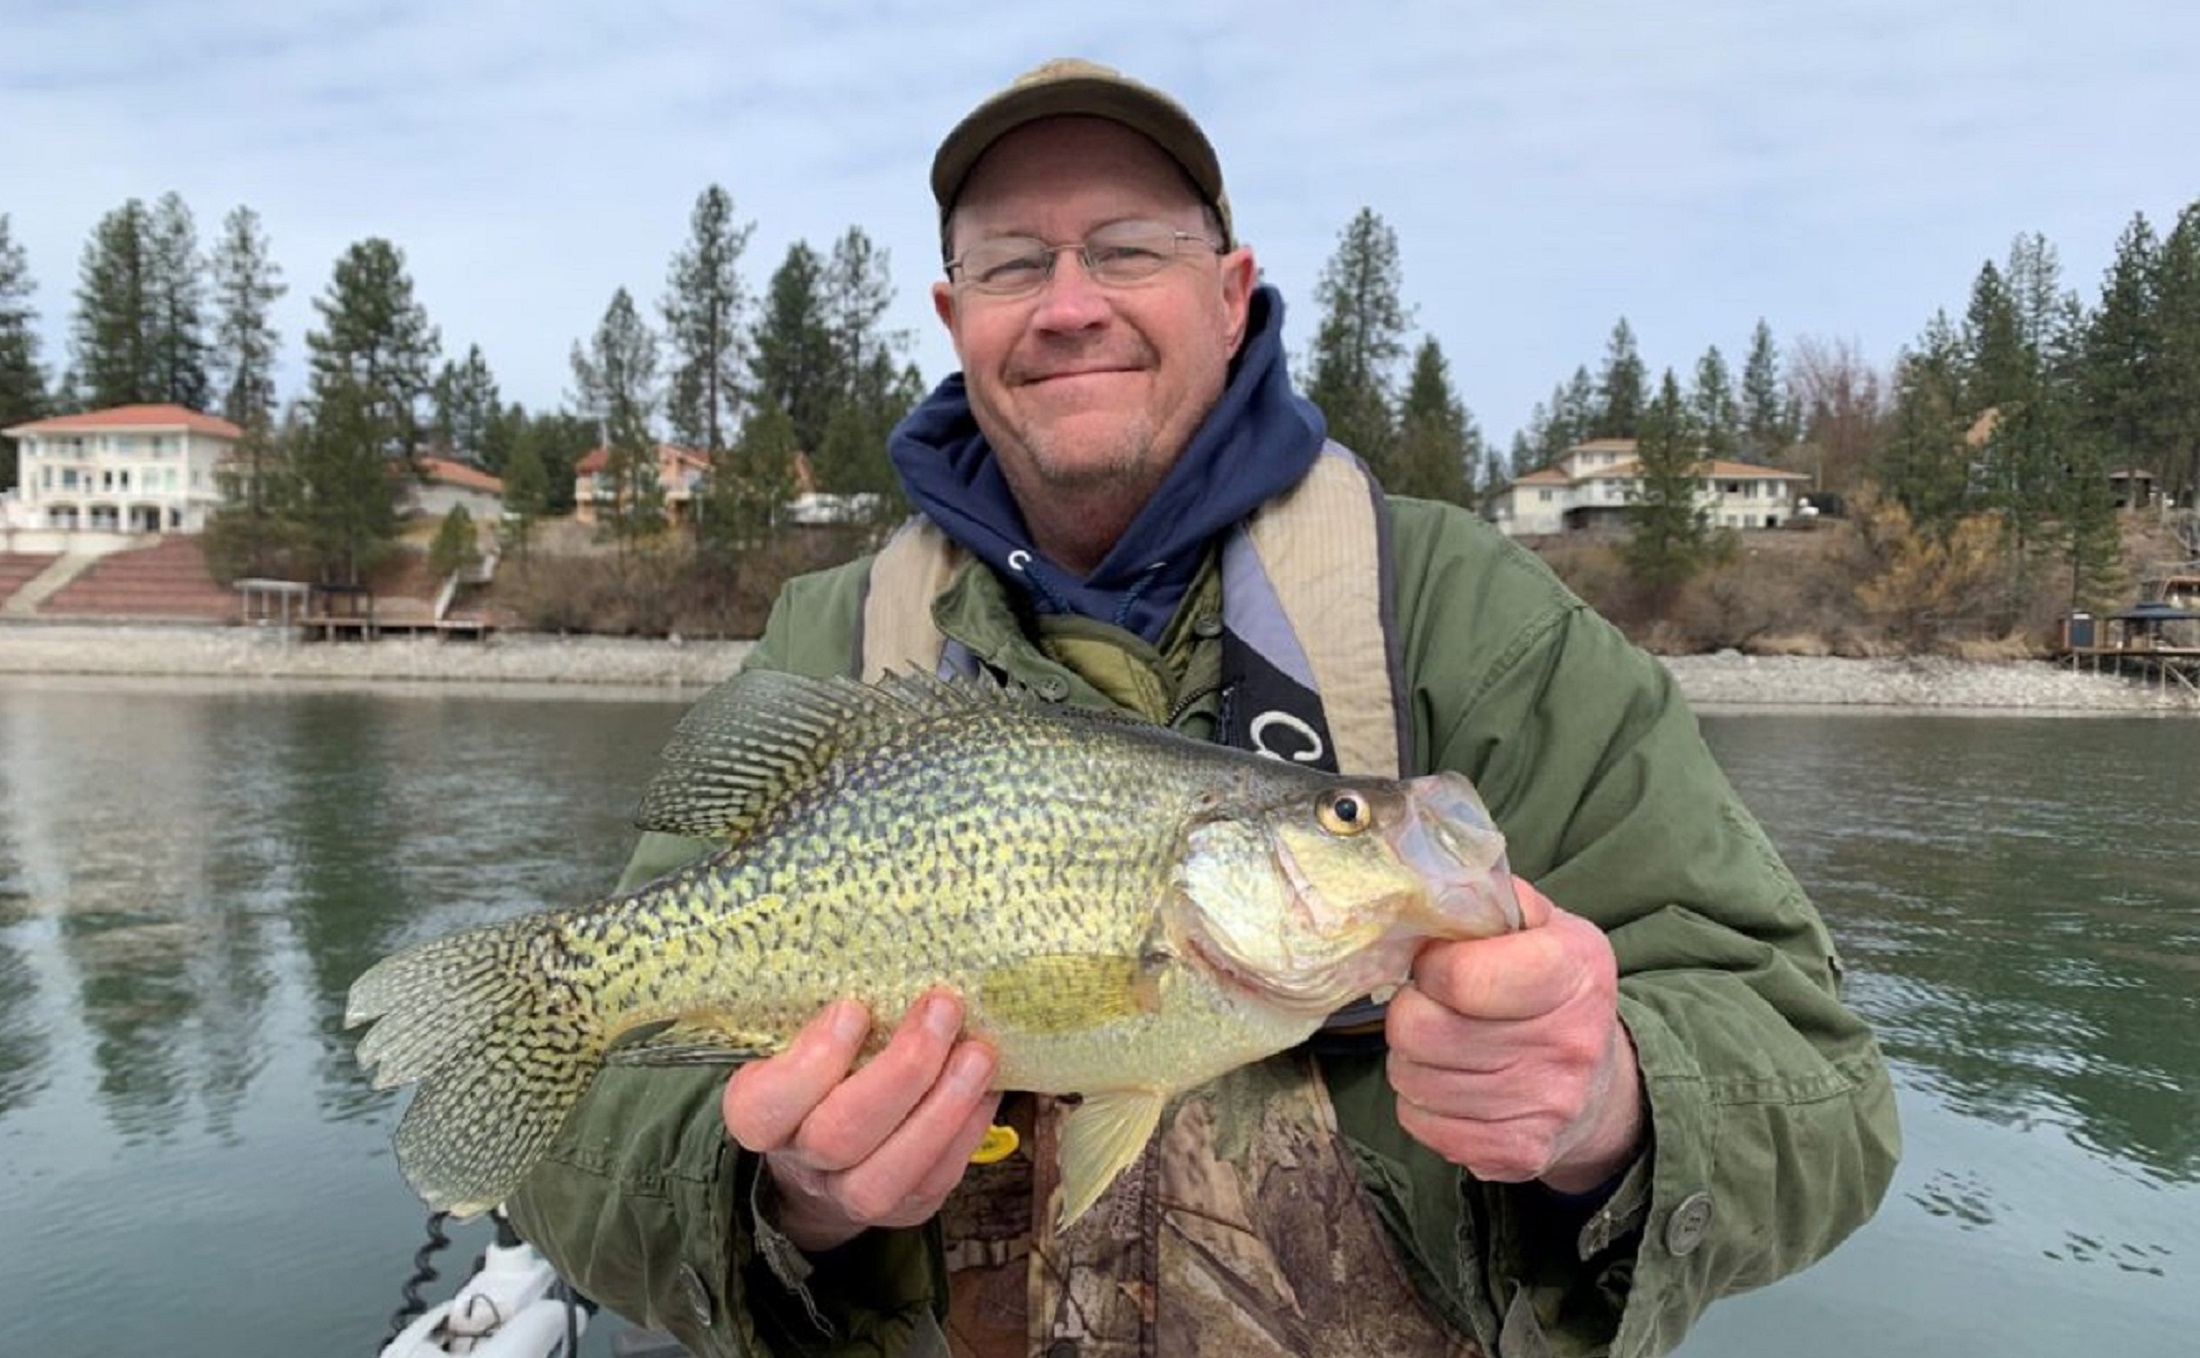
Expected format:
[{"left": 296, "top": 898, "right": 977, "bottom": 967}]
[{"left": 1055, "top": 1090, "right": 1166, "bottom": 1228}]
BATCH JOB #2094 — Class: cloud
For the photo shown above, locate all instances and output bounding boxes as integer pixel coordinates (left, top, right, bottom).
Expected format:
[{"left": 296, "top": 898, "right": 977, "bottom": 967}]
[{"left": 3, "top": 0, "right": 2195, "bottom": 446}]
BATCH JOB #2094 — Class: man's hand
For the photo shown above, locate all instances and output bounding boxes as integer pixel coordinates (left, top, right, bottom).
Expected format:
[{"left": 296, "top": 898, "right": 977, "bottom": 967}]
[
  {"left": 1385, "top": 878, "right": 1645, "bottom": 1193},
  {"left": 723, "top": 989, "right": 1001, "bottom": 1253}
]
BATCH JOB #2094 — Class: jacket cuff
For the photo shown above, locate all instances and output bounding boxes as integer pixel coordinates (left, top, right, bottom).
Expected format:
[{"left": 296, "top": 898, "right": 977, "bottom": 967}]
[{"left": 734, "top": 1150, "right": 947, "bottom": 1356}]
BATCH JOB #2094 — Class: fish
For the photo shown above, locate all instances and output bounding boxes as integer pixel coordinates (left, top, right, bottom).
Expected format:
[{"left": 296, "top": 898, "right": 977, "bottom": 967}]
[{"left": 346, "top": 668, "right": 1523, "bottom": 1225}]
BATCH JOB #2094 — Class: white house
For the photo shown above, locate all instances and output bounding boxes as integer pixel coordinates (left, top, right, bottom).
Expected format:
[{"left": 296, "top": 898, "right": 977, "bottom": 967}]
[
  {"left": 2, "top": 404, "right": 241, "bottom": 533},
  {"left": 1483, "top": 438, "right": 1813, "bottom": 537},
  {"left": 407, "top": 455, "right": 506, "bottom": 521}
]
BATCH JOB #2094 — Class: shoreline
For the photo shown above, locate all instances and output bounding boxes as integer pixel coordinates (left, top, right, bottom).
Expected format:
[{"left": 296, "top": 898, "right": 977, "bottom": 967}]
[{"left": 2, "top": 621, "right": 2194, "bottom": 713}]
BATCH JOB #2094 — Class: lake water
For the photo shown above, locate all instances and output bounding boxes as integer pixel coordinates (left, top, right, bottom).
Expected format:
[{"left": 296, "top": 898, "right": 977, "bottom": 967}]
[{"left": 0, "top": 679, "right": 2192, "bottom": 1357}]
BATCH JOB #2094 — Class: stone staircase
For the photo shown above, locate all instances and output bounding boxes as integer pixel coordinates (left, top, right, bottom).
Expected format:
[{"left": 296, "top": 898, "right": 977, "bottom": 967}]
[
  {"left": 0, "top": 553, "right": 59, "bottom": 611},
  {"left": 36, "top": 537, "right": 239, "bottom": 621}
]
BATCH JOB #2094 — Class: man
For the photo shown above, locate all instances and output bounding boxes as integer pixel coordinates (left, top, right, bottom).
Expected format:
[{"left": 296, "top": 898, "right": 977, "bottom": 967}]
[{"left": 508, "top": 58, "right": 1898, "bottom": 1358}]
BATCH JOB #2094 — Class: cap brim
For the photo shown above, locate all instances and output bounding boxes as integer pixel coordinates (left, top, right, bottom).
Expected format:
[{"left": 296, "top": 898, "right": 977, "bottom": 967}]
[{"left": 931, "top": 76, "right": 1226, "bottom": 224}]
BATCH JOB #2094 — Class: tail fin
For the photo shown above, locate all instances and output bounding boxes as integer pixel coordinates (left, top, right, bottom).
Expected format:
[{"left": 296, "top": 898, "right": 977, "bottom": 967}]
[{"left": 346, "top": 912, "right": 604, "bottom": 1218}]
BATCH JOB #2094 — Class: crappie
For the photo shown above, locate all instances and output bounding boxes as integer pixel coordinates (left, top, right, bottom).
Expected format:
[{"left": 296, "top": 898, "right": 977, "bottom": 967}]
[{"left": 347, "top": 669, "right": 1522, "bottom": 1225}]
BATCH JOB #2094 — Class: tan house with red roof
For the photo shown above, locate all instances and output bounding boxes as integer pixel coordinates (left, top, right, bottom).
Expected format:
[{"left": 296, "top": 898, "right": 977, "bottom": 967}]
[
  {"left": 572, "top": 444, "right": 838, "bottom": 528},
  {"left": 1482, "top": 438, "right": 1812, "bottom": 537},
  {"left": 1, "top": 404, "right": 241, "bottom": 533},
  {"left": 572, "top": 442, "right": 713, "bottom": 526}
]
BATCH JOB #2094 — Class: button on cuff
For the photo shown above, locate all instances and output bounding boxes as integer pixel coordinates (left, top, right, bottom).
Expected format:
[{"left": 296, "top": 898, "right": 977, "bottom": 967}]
[{"left": 1664, "top": 1190, "right": 1714, "bottom": 1257}]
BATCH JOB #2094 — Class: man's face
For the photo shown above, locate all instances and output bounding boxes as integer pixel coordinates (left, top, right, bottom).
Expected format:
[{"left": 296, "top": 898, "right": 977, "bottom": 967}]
[{"left": 932, "top": 117, "right": 1255, "bottom": 513}]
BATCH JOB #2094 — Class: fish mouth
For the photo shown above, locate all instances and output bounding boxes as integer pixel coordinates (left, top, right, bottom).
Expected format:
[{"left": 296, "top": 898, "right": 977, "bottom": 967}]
[{"left": 1383, "top": 774, "right": 1523, "bottom": 936}]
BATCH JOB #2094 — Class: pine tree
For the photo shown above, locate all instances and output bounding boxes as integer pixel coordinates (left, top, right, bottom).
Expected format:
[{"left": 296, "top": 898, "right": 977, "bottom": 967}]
[
  {"left": 2061, "top": 419, "right": 2124, "bottom": 611},
  {"left": 0, "top": 215, "right": 49, "bottom": 489},
  {"left": 208, "top": 205, "right": 285, "bottom": 429},
  {"left": 1740, "top": 320, "right": 1797, "bottom": 463},
  {"left": 2074, "top": 214, "right": 2159, "bottom": 480},
  {"left": 2003, "top": 232, "right": 2071, "bottom": 360},
  {"left": 73, "top": 199, "right": 160, "bottom": 407},
  {"left": 1303, "top": 208, "right": 1411, "bottom": 471},
  {"left": 1689, "top": 346, "right": 1740, "bottom": 463},
  {"left": 571, "top": 287, "right": 663, "bottom": 557},
  {"left": 1623, "top": 370, "right": 1716, "bottom": 594},
  {"left": 432, "top": 344, "right": 501, "bottom": 466},
  {"left": 1594, "top": 318, "right": 1647, "bottom": 439},
  {"left": 506, "top": 407, "right": 594, "bottom": 515},
  {"left": 1882, "top": 314, "right": 1976, "bottom": 538},
  {"left": 662, "top": 185, "right": 754, "bottom": 455},
  {"left": 749, "top": 242, "right": 836, "bottom": 455},
  {"left": 300, "top": 238, "right": 441, "bottom": 582},
  {"left": 814, "top": 352, "right": 922, "bottom": 524},
  {"left": 427, "top": 504, "right": 482, "bottom": 579},
  {"left": 203, "top": 408, "right": 305, "bottom": 583},
  {"left": 306, "top": 238, "right": 439, "bottom": 453},
  {"left": 497, "top": 434, "right": 550, "bottom": 563},
  {"left": 1391, "top": 337, "right": 1474, "bottom": 504},
  {"left": 1961, "top": 260, "right": 2027, "bottom": 414},
  {"left": 2155, "top": 203, "right": 2200, "bottom": 504},
  {"left": 824, "top": 227, "right": 902, "bottom": 391},
  {"left": 699, "top": 400, "right": 797, "bottom": 566},
  {"left": 294, "top": 377, "right": 402, "bottom": 583},
  {"left": 1556, "top": 366, "right": 1598, "bottom": 452},
  {"left": 148, "top": 192, "right": 211, "bottom": 409}
]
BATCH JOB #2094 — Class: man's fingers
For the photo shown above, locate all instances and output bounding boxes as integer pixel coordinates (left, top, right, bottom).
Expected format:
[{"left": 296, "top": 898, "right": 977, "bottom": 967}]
[
  {"left": 784, "top": 990, "right": 970, "bottom": 1171},
  {"left": 724, "top": 998, "right": 872, "bottom": 1153},
  {"left": 1406, "top": 925, "right": 1580, "bottom": 1024},
  {"left": 826, "top": 1042, "right": 1001, "bottom": 1224}
]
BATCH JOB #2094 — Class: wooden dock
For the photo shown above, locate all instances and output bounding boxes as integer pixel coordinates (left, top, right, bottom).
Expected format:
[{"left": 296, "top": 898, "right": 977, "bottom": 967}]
[{"left": 2057, "top": 600, "right": 2200, "bottom": 696}]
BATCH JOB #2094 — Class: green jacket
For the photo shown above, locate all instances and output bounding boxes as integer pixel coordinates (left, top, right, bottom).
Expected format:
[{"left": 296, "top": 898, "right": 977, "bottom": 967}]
[{"left": 506, "top": 497, "right": 1899, "bottom": 1358}]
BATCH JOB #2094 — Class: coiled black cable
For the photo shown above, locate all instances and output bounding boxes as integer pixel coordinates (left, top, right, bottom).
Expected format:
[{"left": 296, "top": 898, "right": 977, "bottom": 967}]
[{"left": 385, "top": 1209, "right": 454, "bottom": 1346}]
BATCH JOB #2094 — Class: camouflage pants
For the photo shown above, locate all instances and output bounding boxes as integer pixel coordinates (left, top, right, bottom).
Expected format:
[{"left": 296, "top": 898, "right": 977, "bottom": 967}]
[{"left": 937, "top": 1051, "right": 1485, "bottom": 1358}]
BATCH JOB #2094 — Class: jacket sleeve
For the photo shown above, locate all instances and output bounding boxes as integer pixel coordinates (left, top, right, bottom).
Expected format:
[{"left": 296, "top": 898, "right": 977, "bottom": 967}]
[
  {"left": 1380, "top": 502, "right": 1901, "bottom": 1357},
  {"left": 505, "top": 561, "right": 952, "bottom": 1357}
]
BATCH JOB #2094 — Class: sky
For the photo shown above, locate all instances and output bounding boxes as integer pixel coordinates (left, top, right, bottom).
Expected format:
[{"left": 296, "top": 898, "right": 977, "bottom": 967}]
[{"left": 3, "top": 0, "right": 2195, "bottom": 451}]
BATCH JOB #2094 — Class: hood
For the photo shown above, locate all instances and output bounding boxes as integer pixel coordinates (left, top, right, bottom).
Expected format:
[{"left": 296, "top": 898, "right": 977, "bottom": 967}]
[{"left": 888, "top": 285, "right": 1326, "bottom": 641}]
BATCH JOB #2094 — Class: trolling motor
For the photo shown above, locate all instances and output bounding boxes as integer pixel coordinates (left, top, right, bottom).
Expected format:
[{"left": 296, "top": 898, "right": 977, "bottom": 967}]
[{"left": 380, "top": 1210, "right": 591, "bottom": 1358}]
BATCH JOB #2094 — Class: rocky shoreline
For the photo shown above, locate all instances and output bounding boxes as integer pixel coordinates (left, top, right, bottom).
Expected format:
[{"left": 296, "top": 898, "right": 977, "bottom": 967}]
[{"left": 1, "top": 621, "right": 2193, "bottom": 713}]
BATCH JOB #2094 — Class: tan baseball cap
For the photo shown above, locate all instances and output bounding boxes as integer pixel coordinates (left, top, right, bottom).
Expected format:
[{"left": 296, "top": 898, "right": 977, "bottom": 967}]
[{"left": 931, "top": 57, "right": 1233, "bottom": 246}]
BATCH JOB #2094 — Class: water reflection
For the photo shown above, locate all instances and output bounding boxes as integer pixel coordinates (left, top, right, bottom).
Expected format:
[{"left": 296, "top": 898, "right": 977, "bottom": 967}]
[
  {"left": 0, "top": 681, "right": 682, "bottom": 1145},
  {"left": 1702, "top": 715, "right": 2200, "bottom": 1185}
]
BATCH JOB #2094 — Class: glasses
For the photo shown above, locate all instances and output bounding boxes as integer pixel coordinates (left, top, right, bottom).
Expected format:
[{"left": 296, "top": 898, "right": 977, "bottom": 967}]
[{"left": 946, "top": 221, "right": 1222, "bottom": 298}]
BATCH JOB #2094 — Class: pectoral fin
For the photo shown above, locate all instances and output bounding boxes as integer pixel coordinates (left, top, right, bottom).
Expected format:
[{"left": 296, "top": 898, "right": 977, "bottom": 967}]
[
  {"left": 606, "top": 1017, "right": 780, "bottom": 1067},
  {"left": 981, "top": 954, "right": 1161, "bottom": 1034},
  {"left": 1056, "top": 1090, "right": 1166, "bottom": 1228}
]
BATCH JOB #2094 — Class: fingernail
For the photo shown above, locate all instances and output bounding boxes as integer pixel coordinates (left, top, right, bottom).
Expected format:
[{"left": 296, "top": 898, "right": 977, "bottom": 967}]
[
  {"left": 923, "top": 993, "right": 962, "bottom": 1041},
  {"left": 947, "top": 1044, "right": 993, "bottom": 1094},
  {"left": 828, "top": 1001, "right": 869, "bottom": 1046}
]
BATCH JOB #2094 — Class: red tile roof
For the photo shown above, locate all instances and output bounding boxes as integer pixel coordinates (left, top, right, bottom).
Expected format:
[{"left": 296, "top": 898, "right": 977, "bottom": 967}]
[
  {"left": 417, "top": 455, "right": 504, "bottom": 493},
  {"left": 4, "top": 403, "right": 243, "bottom": 439},
  {"left": 574, "top": 442, "right": 710, "bottom": 475}
]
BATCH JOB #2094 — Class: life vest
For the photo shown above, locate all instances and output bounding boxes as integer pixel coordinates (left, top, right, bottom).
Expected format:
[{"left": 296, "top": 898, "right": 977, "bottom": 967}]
[{"left": 857, "top": 448, "right": 1487, "bottom": 1358}]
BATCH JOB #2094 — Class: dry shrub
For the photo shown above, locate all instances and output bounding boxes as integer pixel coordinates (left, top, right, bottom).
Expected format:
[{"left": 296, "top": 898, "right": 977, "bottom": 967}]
[
  {"left": 489, "top": 525, "right": 883, "bottom": 638},
  {"left": 1844, "top": 489, "right": 2010, "bottom": 649},
  {"left": 1748, "top": 632, "right": 1834, "bottom": 658},
  {"left": 1947, "top": 634, "right": 2042, "bottom": 662}
]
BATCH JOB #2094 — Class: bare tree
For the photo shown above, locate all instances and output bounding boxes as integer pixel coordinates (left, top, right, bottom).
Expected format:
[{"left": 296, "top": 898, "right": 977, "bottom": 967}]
[{"left": 1787, "top": 336, "right": 1888, "bottom": 496}]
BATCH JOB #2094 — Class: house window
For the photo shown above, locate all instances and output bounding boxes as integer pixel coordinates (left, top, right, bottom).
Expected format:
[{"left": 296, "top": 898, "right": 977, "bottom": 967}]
[
  {"left": 1538, "top": 489, "right": 1553, "bottom": 503},
  {"left": 60, "top": 468, "right": 78, "bottom": 490}
]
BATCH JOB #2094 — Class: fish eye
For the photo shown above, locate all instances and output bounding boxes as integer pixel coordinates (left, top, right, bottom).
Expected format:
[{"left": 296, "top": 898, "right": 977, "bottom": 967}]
[{"left": 1317, "top": 790, "right": 1370, "bottom": 836}]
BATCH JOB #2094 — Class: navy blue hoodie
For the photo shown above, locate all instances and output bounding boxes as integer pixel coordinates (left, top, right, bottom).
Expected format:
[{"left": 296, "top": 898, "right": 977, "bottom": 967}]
[{"left": 889, "top": 285, "right": 1325, "bottom": 642}]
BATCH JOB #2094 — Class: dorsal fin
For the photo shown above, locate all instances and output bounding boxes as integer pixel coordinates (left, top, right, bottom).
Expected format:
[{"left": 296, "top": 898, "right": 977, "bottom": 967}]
[{"left": 632, "top": 668, "right": 1020, "bottom": 843}]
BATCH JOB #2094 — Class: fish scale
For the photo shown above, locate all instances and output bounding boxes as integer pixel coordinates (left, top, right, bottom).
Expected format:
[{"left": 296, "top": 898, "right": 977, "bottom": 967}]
[{"left": 347, "top": 668, "right": 1522, "bottom": 1224}]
